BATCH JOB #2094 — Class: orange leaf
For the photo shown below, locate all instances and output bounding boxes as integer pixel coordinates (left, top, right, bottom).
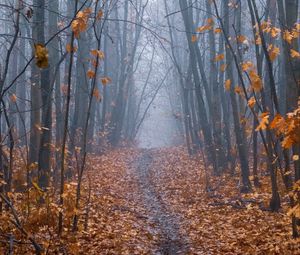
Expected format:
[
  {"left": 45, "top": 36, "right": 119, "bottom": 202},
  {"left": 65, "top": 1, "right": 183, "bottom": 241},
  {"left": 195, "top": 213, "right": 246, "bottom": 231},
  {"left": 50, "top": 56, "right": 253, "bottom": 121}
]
[
  {"left": 290, "top": 49, "right": 300, "bottom": 58},
  {"left": 191, "top": 35, "right": 198, "bottom": 43},
  {"left": 249, "top": 70, "right": 263, "bottom": 92},
  {"left": 214, "top": 53, "right": 224, "bottom": 62},
  {"left": 247, "top": 97, "right": 256, "bottom": 108},
  {"left": 256, "top": 112, "right": 270, "bottom": 131},
  {"left": 214, "top": 28, "right": 222, "bottom": 34},
  {"left": 283, "top": 30, "right": 293, "bottom": 44},
  {"left": 87, "top": 70, "right": 96, "bottom": 79},
  {"left": 220, "top": 64, "right": 227, "bottom": 72},
  {"left": 224, "top": 79, "right": 231, "bottom": 91},
  {"left": 101, "top": 77, "right": 112, "bottom": 85},
  {"left": 10, "top": 94, "right": 17, "bottom": 103}
]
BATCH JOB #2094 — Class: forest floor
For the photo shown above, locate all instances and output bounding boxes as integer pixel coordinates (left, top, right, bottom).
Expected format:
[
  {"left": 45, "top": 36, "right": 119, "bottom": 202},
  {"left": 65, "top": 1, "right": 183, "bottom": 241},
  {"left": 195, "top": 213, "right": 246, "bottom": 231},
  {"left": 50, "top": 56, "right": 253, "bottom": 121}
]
[
  {"left": 76, "top": 147, "right": 300, "bottom": 255},
  {"left": 1, "top": 147, "right": 300, "bottom": 254}
]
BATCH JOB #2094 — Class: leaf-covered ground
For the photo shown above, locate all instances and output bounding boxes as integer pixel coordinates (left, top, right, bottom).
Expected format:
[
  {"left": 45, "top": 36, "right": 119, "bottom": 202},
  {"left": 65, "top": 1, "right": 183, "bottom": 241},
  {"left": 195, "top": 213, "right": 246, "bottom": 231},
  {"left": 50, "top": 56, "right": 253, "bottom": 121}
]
[
  {"left": 78, "top": 147, "right": 300, "bottom": 254},
  {"left": 1, "top": 147, "right": 300, "bottom": 254}
]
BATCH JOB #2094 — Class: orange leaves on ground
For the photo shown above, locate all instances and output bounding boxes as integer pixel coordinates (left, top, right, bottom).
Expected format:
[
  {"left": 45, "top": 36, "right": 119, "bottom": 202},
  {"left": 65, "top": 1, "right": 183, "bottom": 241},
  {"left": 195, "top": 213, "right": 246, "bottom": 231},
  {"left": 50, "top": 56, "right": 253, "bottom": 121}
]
[
  {"left": 101, "top": 77, "right": 112, "bottom": 86},
  {"left": 87, "top": 70, "right": 96, "bottom": 79},
  {"left": 34, "top": 43, "right": 49, "bottom": 68},
  {"left": 224, "top": 79, "right": 231, "bottom": 91},
  {"left": 214, "top": 53, "right": 224, "bottom": 62},
  {"left": 249, "top": 70, "right": 263, "bottom": 92},
  {"left": 71, "top": 8, "right": 92, "bottom": 38},
  {"left": 256, "top": 112, "right": 270, "bottom": 131},
  {"left": 290, "top": 49, "right": 300, "bottom": 59}
]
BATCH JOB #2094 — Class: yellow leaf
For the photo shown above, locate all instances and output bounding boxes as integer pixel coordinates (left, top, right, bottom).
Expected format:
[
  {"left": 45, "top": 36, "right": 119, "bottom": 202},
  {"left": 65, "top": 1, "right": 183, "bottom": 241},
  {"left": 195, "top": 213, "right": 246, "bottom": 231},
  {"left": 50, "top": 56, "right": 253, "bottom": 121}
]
[
  {"left": 34, "top": 43, "right": 49, "bottom": 68},
  {"left": 224, "top": 79, "right": 231, "bottom": 91},
  {"left": 283, "top": 30, "right": 293, "bottom": 44},
  {"left": 290, "top": 49, "right": 300, "bottom": 58},
  {"left": 268, "top": 45, "right": 280, "bottom": 62},
  {"left": 270, "top": 27, "right": 280, "bottom": 38}
]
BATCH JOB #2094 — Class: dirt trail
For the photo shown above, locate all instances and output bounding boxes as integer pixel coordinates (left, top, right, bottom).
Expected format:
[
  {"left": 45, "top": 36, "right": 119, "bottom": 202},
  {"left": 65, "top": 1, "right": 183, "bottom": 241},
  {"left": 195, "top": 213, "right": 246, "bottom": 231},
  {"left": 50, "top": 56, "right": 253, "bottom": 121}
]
[{"left": 133, "top": 150, "right": 189, "bottom": 255}]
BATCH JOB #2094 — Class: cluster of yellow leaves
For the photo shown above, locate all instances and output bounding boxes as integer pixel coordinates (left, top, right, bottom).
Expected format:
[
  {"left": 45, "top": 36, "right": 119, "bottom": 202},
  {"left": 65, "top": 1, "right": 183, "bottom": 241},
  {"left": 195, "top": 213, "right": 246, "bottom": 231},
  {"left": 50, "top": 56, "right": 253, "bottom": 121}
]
[
  {"left": 71, "top": 8, "right": 92, "bottom": 38},
  {"left": 283, "top": 23, "right": 300, "bottom": 44},
  {"left": 270, "top": 102, "right": 300, "bottom": 149},
  {"left": 34, "top": 43, "right": 49, "bottom": 68},
  {"left": 260, "top": 20, "right": 280, "bottom": 38}
]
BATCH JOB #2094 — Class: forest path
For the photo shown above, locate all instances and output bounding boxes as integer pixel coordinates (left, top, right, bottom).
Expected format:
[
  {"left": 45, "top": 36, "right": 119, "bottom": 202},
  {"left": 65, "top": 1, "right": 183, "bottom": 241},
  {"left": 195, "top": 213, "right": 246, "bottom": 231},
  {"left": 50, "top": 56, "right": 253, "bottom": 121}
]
[{"left": 130, "top": 149, "right": 190, "bottom": 255}]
